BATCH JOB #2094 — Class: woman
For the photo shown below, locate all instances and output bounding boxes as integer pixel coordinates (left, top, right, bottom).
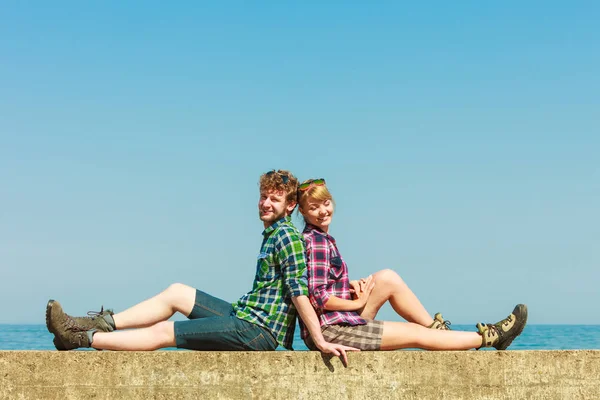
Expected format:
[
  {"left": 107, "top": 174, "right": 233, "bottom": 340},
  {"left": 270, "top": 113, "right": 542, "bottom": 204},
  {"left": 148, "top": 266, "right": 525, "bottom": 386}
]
[{"left": 297, "top": 178, "right": 527, "bottom": 351}]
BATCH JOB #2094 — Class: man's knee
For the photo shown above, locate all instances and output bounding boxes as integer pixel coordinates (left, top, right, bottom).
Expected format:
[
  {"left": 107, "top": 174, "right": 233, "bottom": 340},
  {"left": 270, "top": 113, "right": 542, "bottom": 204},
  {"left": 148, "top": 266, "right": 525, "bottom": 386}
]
[
  {"left": 166, "top": 282, "right": 192, "bottom": 293},
  {"left": 165, "top": 283, "right": 196, "bottom": 302},
  {"left": 151, "top": 321, "right": 176, "bottom": 342},
  {"left": 164, "top": 283, "right": 196, "bottom": 315}
]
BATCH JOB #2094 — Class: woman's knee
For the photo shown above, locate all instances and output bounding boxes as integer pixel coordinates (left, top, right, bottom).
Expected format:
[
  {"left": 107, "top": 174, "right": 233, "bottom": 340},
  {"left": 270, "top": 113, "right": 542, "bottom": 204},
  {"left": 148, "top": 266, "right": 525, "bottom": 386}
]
[{"left": 374, "top": 269, "right": 403, "bottom": 285}]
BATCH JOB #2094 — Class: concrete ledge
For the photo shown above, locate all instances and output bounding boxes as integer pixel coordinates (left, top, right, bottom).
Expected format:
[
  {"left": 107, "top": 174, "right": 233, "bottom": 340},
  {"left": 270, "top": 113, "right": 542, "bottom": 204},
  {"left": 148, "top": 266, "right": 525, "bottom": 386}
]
[{"left": 1, "top": 351, "right": 599, "bottom": 399}]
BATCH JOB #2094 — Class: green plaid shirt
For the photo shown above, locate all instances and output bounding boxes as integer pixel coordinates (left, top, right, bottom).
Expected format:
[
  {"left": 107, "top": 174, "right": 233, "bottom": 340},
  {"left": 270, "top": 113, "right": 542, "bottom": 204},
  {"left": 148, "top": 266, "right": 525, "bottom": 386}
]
[{"left": 233, "top": 216, "right": 308, "bottom": 350}]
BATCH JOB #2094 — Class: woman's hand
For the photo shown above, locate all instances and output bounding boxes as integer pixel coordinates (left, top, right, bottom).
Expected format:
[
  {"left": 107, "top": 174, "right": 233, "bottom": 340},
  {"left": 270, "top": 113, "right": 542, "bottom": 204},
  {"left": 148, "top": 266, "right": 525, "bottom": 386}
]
[
  {"left": 349, "top": 277, "right": 369, "bottom": 299},
  {"left": 349, "top": 280, "right": 360, "bottom": 299},
  {"left": 323, "top": 276, "right": 375, "bottom": 312},
  {"left": 352, "top": 275, "right": 375, "bottom": 308}
]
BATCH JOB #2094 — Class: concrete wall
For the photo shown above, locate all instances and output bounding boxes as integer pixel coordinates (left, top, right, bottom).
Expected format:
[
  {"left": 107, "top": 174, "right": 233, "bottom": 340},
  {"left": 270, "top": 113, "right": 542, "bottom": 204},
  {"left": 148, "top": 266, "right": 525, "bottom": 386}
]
[{"left": 1, "top": 350, "right": 599, "bottom": 399}]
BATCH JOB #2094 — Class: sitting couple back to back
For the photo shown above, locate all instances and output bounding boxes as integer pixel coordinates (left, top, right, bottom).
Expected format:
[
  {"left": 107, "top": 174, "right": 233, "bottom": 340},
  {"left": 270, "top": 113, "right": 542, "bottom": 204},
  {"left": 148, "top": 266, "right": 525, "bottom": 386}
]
[{"left": 46, "top": 170, "right": 527, "bottom": 361}]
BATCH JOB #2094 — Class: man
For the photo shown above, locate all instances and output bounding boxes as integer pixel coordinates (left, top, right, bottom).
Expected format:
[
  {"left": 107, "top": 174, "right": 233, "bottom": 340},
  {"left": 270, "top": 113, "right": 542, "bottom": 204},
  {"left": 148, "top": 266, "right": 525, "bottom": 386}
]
[{"left": 46, "top": 170, "right": 356, "bottom": 362}]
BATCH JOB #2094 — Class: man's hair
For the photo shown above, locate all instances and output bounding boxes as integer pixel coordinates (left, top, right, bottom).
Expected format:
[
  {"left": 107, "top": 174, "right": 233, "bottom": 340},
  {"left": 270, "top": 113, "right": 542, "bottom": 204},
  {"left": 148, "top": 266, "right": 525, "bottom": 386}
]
[{"left": 259, "top": 170, "right": 299, "bottom": 204}]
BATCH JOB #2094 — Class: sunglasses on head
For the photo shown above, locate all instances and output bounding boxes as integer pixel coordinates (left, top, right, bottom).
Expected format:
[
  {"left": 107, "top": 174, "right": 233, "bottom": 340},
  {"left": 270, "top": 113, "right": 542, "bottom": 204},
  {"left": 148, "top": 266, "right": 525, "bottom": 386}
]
[
  {"left": 298, "top": 178, "right": 326, "bottom": 192},
  {"left": 265, "top": 170, "right": 290, "bottom": 184}
]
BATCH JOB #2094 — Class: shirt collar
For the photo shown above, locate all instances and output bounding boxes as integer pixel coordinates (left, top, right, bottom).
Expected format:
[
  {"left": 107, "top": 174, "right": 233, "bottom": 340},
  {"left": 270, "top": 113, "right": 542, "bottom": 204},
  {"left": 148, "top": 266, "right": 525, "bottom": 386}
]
[
  {"left": 304, "top": 223, "right": 336, "bottom": 243},
  {"left": 262, "top": 216, "right": 292, "bottom": 236}
]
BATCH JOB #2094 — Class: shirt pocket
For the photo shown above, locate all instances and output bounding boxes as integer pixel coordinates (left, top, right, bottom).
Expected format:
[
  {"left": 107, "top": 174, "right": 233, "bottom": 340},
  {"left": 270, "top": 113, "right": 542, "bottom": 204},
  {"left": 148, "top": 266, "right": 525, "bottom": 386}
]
[
  {"left": 329, "top": 256, "right": 344, "bottom": 280},
  {"left": 256, "top": 252, "right": 276, "bottom": 281}
]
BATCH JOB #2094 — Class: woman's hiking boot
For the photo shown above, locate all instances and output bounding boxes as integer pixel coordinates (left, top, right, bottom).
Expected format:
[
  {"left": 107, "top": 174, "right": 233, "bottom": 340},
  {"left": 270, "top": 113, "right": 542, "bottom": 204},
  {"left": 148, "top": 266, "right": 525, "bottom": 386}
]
[
  {"left": 429, "top": 312, "right": 452, "bottom": 330},
  {"left": 477, "top": 304, "right": 528, "bottom": 350}
]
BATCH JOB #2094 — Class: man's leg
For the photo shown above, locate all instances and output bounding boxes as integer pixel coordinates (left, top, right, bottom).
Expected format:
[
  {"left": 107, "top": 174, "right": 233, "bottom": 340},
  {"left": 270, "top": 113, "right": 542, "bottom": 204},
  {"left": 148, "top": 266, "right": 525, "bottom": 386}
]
[
  {"left": 111, "top": 283, "right": 197, "bottom": 329},
  {"left": 48, "top": 290, "right": 267, "bottom": 351},
  {"left": 96, "top": 288, "right": 238, "bottom": 349},
  {"left": 89, "top": 316, "right": 277, "bottom": 351},
  {"left": 360, "top": 269, "right": 434, "bottom": 326},
  {"left": 47, "top": 285, "right": 235, "bottom": 350},
  {"left": 91, "top": 321, "right": 176, "bottom": 350}
]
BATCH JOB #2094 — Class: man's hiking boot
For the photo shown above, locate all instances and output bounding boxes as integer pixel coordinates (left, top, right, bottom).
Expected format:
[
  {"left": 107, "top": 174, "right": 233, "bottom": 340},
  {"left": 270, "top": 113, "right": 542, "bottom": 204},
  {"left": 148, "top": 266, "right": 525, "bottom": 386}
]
[
  {"left": 429, "top": 312, "right": 451, "bottom": 330},
  {"left": 477, "top": 304, "right": 528, "bottom": 350},
  {"left": 46, "top": 300, "right": 115, "bottom": 350}
]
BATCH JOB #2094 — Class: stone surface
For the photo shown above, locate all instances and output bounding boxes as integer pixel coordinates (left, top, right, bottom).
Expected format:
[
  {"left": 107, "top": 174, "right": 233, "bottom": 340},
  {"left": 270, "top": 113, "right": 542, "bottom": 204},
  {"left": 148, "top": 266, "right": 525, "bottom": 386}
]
[{"left": 1, "top": 350, "right": 599, "bottom": 399}]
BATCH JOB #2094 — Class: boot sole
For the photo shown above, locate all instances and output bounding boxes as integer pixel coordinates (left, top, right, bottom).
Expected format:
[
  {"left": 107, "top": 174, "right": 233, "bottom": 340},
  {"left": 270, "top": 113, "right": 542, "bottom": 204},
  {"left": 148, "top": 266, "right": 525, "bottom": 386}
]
[
  {"left": 46, "top": 300, "right": 67, "bottom": 351},
  {"left": 45, "top": 300, "right": 55, "bottom": 334},
  {"left": 497, "top": 304, "right": 528, "bottom": 350}
]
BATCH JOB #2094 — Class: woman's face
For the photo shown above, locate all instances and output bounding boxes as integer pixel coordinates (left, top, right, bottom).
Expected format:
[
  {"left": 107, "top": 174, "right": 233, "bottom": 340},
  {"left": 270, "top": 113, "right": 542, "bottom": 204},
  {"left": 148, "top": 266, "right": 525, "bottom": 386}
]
[{"left": 301, "top": 196, "right": 334, "bottom": 232}]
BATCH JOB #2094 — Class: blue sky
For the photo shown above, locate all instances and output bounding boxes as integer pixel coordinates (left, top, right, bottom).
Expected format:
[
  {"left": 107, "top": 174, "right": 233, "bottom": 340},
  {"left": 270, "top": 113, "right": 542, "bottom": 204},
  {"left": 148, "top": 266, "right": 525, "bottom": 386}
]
[{"left": 1, "top": 2, "right": 598, "bottom": 325}]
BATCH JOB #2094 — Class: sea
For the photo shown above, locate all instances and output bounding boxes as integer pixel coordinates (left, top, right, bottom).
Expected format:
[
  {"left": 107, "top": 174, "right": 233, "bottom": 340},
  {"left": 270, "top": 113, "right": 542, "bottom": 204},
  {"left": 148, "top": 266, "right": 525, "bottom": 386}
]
[{"left": 1, "top": 324, "right": 599, "bottom": 351}]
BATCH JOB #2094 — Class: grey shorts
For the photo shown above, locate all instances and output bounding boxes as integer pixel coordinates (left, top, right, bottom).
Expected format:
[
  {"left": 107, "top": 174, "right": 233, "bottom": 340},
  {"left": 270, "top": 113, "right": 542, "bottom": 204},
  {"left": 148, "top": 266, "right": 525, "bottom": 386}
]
[{"left": 304, "top": 319, "right": 384, "bottom": 351}]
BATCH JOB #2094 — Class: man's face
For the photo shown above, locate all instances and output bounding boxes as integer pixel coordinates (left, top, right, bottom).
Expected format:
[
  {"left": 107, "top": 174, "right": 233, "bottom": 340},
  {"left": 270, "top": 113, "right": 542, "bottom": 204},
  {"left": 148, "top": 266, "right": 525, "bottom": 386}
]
[{"left": 258, "top": 189, "right": 296, "bottom": 227}]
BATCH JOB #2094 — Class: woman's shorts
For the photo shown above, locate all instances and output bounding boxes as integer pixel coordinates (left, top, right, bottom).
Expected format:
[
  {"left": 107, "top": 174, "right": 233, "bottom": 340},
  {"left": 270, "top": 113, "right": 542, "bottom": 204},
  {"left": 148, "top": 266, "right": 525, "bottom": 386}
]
[{"left": 305, "top": 319, "right": 384, "bottom": 351}]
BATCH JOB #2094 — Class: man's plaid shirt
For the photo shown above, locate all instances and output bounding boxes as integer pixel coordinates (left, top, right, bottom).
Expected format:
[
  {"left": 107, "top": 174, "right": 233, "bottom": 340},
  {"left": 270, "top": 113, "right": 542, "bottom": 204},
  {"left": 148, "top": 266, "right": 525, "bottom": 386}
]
[
  {"left": 300, "top": 224, "right": 366, "bottom": 340},
  {"left": 233, "top": 216, "right": 308, "bottom": 350}
]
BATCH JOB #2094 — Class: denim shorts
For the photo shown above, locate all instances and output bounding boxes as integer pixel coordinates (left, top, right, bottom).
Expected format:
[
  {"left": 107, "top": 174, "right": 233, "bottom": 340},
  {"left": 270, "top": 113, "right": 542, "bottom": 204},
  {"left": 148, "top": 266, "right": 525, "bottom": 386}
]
[{"left": 174, "top": 289, "right": 278, "bottom": 351}]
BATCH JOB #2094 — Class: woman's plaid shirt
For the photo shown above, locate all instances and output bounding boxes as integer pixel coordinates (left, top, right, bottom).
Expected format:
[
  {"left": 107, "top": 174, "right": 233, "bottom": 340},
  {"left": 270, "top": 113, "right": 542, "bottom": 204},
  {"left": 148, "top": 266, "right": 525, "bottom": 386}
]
[
  {"left": 233, "top": 216, "right": 309, "bottom": 350},
  {"left": 300, "top": 224, "right": 366, "bottom": 340}
]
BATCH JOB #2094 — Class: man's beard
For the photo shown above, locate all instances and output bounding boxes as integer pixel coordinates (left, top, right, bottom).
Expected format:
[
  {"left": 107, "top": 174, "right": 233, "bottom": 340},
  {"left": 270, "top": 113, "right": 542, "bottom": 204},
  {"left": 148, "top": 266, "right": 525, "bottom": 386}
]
[{"left": 259, "top": 209, "right": 286, "bottom": 224}]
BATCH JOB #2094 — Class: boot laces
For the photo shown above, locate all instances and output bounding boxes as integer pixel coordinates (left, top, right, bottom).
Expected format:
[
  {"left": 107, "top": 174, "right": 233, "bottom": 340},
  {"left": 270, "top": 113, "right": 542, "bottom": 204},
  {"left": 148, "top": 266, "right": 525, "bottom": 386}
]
[
  {"left": 62, "top": 307, "right": 104, "bottom": 329},
  {"left": 502, "top": 315, "right": 513, "bottom": 328},
  {"left": 86, "top": 306, "right": 105, "bottom": 318},
  {"left": 63, "top": 314, "right": 89, "bottom": 333},
  {"left": 441, "top": 319, "right": 452, "bottom": 330},
  {"left": 482, "top": 323, "right": 503, "bottom": 339}
]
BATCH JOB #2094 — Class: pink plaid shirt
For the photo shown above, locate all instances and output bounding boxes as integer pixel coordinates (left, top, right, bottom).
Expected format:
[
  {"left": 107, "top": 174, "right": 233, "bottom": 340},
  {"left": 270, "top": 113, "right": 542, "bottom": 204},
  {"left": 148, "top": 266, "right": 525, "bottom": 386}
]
[{"left": 300, "top": 224, "right": 366, "bottom": 340}]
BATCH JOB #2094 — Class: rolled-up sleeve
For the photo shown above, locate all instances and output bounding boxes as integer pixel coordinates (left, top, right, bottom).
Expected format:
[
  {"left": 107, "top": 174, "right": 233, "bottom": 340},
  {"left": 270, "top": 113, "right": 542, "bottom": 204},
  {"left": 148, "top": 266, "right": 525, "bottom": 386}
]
[
  {"left": 276, "top": 229, "right": 309, "bottom": 298},
  {"left": 305, "top": 234, "right": 331, "bottom": 310}
]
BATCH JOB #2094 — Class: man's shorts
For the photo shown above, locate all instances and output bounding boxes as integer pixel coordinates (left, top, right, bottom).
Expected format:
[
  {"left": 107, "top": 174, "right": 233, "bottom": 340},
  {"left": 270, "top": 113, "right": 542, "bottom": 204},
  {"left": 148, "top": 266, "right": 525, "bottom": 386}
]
[
  {"left": 174, "top": 289, "right": 278, "bottom": 351},
  {"left": 304, "top": 319, "right": 384, "bottom": 351}
]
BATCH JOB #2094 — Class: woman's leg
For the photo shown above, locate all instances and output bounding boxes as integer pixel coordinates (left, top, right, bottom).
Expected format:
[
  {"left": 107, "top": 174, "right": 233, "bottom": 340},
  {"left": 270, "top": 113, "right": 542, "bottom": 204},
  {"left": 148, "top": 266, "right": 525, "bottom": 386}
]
[
  {"left": 360, "top": 269, "right": 434, "bottom": 326},
  {"left": 92, "top": 321, "right": 176, "bottom": 351},
  {"left": 112, "top": 283, "right": 197, "bottom": 329},
  {"left": 380, "top": 304, "right": 527, "bottom": 350},
  {"left": 380, "top": 321, "right": 481, "bottom": 350}
]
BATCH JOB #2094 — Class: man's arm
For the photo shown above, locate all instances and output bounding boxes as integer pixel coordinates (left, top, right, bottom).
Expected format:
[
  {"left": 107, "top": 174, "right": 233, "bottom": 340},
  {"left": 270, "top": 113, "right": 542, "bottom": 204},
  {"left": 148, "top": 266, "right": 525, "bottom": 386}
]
[{"left": 292, "top": 295, "right": 358, "bottom": 367}]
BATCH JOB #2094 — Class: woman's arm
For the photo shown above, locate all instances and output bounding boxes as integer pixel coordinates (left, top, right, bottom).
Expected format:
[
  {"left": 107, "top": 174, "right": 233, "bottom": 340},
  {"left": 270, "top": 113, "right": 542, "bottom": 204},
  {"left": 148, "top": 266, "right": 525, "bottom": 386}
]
[
  {"left": 275, "top": 230, "right": 358, "bottom": 365},
  {"left": 306, "top": 235, "right": 374, "bottom": 312},
  {"left": 321, "top": 275, "right": 375, "bottom": 311}
]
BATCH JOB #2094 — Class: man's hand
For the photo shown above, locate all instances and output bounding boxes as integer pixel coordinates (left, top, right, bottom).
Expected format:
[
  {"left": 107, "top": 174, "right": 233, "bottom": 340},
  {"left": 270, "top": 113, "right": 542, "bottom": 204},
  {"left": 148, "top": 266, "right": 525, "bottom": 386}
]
[{"left": 315, "top": 340, "right": 360, "bottom": 367}]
